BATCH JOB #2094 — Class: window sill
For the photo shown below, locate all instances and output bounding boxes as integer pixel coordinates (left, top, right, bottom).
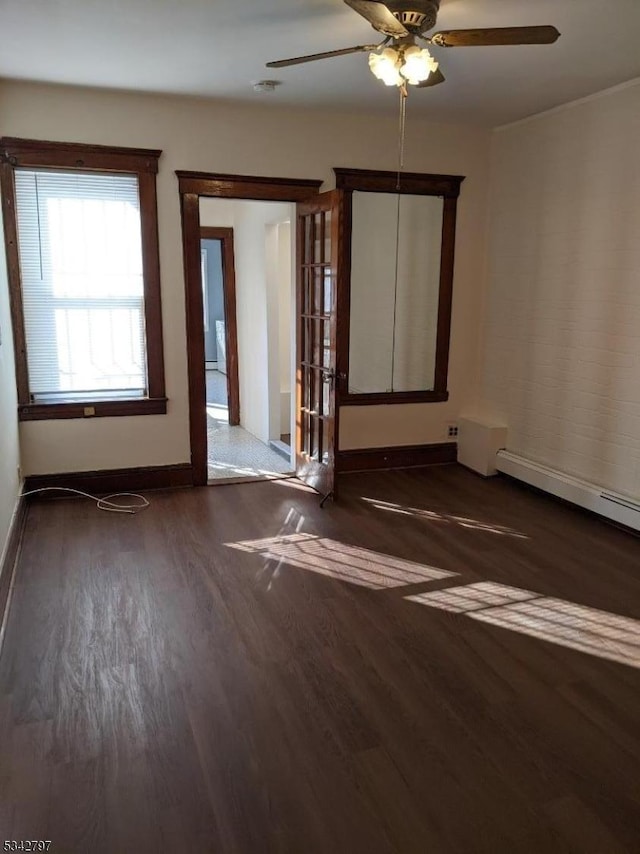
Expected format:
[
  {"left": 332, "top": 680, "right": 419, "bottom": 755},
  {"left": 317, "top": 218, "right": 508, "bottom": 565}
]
[
  {"left": 338, "top": 390, "right": 449, "bottom": 406},
  {"left": 18, "top": 397, "right": 168, "bottom": 422}
]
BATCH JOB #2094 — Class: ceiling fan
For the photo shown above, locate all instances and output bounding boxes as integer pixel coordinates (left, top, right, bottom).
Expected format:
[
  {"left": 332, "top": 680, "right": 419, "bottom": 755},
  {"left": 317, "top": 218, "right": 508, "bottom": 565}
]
[{"left": 266, "top": 0, "right": 560, "bottom": 89}]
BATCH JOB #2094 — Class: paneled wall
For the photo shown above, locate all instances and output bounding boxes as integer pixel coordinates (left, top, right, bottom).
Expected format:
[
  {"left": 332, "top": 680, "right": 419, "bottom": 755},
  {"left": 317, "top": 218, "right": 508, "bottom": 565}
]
[{"left": 478, "top": 81, "right": 640, "bottom": 497}]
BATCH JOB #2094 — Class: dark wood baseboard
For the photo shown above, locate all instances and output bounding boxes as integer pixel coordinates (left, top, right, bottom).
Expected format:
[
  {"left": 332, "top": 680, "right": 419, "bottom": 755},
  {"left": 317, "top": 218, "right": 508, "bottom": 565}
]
[
  {"left": 0, "top": 494, "right": 27, "bottom": 646},
  {"left": 337, "top": 442, "right": 457, "bottom": 473},
  {"left": 24, "top": 463, "right": 194, "bottom": 497}
]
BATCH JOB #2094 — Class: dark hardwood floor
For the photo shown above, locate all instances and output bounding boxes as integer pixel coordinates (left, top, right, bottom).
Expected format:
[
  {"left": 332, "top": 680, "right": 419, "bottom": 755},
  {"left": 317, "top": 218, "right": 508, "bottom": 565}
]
[{"left": 1, "top": 464, "right": 639, "bottom": 853}]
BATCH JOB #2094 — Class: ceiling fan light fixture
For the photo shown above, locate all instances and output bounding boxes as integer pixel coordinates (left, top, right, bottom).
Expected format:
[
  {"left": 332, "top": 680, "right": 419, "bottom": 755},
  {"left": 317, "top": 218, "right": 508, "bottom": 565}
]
[
  {"left": 369, "top": 43, "right": 439, "bottom": 88},
  {"left": 400, "top": 45, "right": 439, "bottom": 85},
  {"left": 369, "top": 47, "right": 403, "bottom": 87}
]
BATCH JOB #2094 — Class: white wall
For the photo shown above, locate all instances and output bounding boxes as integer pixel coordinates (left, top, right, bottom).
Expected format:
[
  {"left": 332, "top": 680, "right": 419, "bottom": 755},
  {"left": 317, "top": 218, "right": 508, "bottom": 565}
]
[
  {"left": 0, "top": 200, "right": 21, "bottom": 562},
  {"left": 478, "top": 81, "right": 640, "bottom": 498},
  {"left": 233, "top": 200, "right": 292, "bottom": 444},
  {"left": 232, "top": 202, "right": 268, "bottom": 441},
  {"left": 266, "top": 221, "right": 293, "bottom": 441},
  {"left": 277, "top": 223, "right": 292, "bottom": 438},
  {"left": 199, "top": 198, "right": 236, "bottom": 229},
  {"left": 0, "top": 79, "right": 491, "bottom": 474}
]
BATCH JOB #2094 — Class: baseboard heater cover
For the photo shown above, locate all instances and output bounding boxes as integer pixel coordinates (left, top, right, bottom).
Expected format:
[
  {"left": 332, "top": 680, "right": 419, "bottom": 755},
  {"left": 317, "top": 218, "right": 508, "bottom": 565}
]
[{"left": 496, "top": 450, "right": 640, "bottom": 533}]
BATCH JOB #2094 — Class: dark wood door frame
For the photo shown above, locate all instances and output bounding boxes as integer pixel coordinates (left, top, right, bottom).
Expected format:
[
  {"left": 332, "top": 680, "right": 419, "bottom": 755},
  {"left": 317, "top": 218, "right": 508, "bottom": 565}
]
[
  {"left": 200, "top": 227, "right": 240, "bottom": 427},
  {"left": 177, "top": 171, "right": 322, "bottom": 486}
]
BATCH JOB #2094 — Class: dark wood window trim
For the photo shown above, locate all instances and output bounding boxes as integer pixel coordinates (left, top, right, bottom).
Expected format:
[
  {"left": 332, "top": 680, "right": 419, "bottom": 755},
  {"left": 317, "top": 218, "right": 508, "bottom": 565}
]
[
  {"left": 200, "top": 227, "right": 240, "bottom": 427},
  {"left": 334, "top": 167, "right": 464, "bottom": 407},
  {"left": 0, "top": 137, "right": 166, "bottom": 421},
  {"left": 342, "top": 390, "right": 451, "bottom": 406},
  {"left": 333, "top": 167, "right": 464, "bottom": 198},
  {"left": 19, "top": 398, "right": 168, "bottom": 422},
  {"left": 178, "top": 171, "right": 322, "bottom": 486},
  {"left": 1, "top": 137, "right": 161, "bottom": 173}
]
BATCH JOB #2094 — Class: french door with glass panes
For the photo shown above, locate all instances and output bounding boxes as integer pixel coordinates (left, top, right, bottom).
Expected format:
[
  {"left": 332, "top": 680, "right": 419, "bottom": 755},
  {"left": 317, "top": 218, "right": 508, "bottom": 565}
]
[{"left": 295, "top": 190, "right": 344, "bottom": 503}]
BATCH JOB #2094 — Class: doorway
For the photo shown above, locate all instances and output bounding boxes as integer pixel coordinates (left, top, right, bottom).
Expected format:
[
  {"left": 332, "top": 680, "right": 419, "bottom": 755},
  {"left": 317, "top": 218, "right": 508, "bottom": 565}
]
[
  {"left": 199, "top": 202, "right": 296, "bottom": 483},
  {"left": 200, "top": 227, "right": 240, "bottom": 427},
  {"left": 176, "top": 171, "right": 339, "bottom": 486}
]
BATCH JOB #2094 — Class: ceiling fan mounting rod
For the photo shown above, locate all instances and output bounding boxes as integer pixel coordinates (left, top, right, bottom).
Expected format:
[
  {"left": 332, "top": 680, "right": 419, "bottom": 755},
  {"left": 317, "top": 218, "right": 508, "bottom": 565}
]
[
  {"left": 392, "top": 34, "right": 418, "bottom": 48},
  {"left": 392, "top": 11, "right": 433, "bottom": 35}
]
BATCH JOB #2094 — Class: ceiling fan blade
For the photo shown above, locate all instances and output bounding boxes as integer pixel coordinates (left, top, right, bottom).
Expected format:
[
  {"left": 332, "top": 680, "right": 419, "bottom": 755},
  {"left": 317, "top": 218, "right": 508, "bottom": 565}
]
[
  {"left": 267, "top": 43, "right": 380, "bottom": 68},
  {"left": 343, "top": 0, "right": 409, "bottom": 39},
  {"left": 431, "top": 26, "right": 560, "bottom": 48},
  {"left": 416, "top": 67, "right": 445, "bottom": 88}
]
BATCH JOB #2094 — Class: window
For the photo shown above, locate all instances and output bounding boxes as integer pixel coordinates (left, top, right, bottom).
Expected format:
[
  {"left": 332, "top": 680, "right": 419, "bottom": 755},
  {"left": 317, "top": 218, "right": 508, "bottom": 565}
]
[
  {"left": 0, "top": 138, "right": 166, "bottom": 420},
  {"left": 333, "top": 167, "right": 464, "bottom": 406}
]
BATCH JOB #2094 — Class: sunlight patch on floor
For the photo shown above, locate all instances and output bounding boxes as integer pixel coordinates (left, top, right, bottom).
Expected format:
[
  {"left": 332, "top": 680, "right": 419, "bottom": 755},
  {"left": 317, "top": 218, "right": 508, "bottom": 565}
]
[
  {"left": 208, "top": 459, "right": 291, "bottom": 479},
  {"left": 406, "top": 581, "right": 538, "bottom": 613},
  {"left": 206, "top": 403, "right": 228, "bottom": 419},
  {"left": 406, "top": 582, "right": 640, "bottom": 668},
  {"left": 362, "top": 497, "right": 529, "bottom": 539},
  {"left": 226, "top": 533, "right": 457, "bottom": 590},
  {"left": 227, "top": 530, "right": 640, "bottom": 668}
]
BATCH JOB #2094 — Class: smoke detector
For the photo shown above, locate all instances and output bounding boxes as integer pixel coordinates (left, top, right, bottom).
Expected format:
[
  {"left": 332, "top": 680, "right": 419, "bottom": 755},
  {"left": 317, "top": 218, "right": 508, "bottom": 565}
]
[{"left": 253, "top": 80, "right": 281, "bottom": 94}]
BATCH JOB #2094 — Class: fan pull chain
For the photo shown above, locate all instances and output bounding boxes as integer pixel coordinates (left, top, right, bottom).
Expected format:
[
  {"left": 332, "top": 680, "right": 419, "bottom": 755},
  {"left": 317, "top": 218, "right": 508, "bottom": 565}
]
[
  {"left": 396, "top": 84, "right": 408, "bottom": 190},
  {"left": 391, "top": 86, "right": 408, "bottom": 392}
]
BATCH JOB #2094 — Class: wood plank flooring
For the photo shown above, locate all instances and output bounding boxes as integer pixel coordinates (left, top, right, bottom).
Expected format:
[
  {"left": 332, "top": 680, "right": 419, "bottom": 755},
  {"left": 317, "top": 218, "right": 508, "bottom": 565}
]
[{"left": 0, "top": 465, "right": 639, "bottom": 853}]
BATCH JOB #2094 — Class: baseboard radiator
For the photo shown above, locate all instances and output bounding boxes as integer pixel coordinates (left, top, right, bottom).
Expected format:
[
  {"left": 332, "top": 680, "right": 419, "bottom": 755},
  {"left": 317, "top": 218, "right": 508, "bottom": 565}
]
[{"left": 496, "top": 450, "right": 640, "bottom": 533}]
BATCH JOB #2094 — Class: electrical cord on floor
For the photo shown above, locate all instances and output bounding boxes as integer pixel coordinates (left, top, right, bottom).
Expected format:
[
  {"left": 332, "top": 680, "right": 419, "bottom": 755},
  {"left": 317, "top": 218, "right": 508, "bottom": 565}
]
[{"left": 21, "top": 487, "right": 150, "bottom": 515}]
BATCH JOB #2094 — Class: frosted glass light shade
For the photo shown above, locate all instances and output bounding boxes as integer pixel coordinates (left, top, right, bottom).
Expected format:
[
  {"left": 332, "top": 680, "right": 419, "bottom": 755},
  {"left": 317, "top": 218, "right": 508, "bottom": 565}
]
[
  {"left": 400, "top": 46, "right": 439, "bottom": 85},
  {"left": 369, "top": 44, "right": 439, "bottom": 88},
  {"left": 369, "top": 48, "right": 403, "bottom": 87}
]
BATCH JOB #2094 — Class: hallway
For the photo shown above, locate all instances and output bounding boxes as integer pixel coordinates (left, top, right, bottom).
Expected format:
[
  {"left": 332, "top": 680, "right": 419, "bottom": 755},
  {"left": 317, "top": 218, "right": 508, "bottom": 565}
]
[{"left": 206, "top": 370, "right": 291, "bottom": 482}]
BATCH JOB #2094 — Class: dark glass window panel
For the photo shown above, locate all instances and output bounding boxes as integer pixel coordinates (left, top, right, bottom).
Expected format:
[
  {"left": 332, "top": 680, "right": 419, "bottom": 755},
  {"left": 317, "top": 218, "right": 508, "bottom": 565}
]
[
  {"left": 312, "top": 367, "right": 322, "bottom": 415},
  {"left": 314, "top": 268, "right": 323, "bottom": 316},
  {"left": 322, "top": 383, "right": 331, "bottom": 416},
  {"left": 304, "top": 216, "right": 312, "bottom": 264},
  {"left": 301, "top": 268, "right": 307, "bottom": 314},
  {"left": 313, "top": 320, "right": 322, "bottom": 367},
  {"left": 324, "top": 210, "right": 332, "bottom": 263},
  {"left": 304, "top": 318, "right": 312, "bottom": 366},
  {"left": 310, "top": 415, "right": 320, "bottom": 461},
  {"left": 323, "top": 269, "right": 333, "bottom": 315},
  {"left": 301, "top": 411, "right": 309, "bottom": 456},
  {"left": 323, "top": 320, "right": 331, "bottom": 350},
  {"left": 301, "top": 365, "right": 307, "bottom": 413},
  {"left": 314, "top": 213, "right": 322, "bottom": 263},
  {"left": 319, "top": 212, "right": 327, "bottom": 264},
  {"left": 322, "top": 418, "right": 330, "bottom": 463}
]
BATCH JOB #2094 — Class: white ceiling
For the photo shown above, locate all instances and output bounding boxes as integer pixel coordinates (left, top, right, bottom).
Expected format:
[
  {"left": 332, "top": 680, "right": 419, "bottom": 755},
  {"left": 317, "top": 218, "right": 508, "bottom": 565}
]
[{"left": 2, "top": 0, "right": 640, "bottom": 126}]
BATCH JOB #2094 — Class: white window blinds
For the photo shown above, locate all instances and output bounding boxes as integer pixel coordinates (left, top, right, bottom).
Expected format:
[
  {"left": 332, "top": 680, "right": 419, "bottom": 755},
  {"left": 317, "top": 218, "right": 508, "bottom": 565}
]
[{"left": 14, "top": 169, "right": 148, "bottom": 402}]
